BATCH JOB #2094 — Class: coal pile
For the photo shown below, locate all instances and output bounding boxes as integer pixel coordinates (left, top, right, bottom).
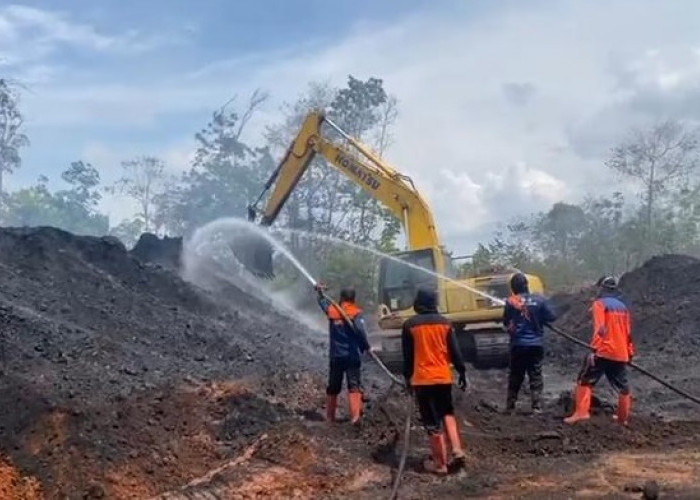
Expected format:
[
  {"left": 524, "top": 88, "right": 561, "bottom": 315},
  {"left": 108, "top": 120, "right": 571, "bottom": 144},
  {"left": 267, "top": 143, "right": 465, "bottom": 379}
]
[
  {"left": 0, "top": 226, "right": 326, "bottom": 497},
  {"left": 1, "top": 228, "right": 699, "bottom": 498}
]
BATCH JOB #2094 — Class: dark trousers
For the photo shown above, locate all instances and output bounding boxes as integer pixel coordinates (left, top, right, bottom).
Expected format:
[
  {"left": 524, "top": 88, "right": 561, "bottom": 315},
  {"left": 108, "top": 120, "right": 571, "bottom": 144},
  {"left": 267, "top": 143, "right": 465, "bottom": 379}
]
[
  {"left": 415, "top": 384, "right": 454, "bottom": 434},
  {"left": 578, "top": 355, "right": 630, "bottom": 394},
  {"left": 507, "top": 345, "right": 544, "bottom": 408},
  {"left": 326, "top": 357, "right": 361, "bottom": 396}
]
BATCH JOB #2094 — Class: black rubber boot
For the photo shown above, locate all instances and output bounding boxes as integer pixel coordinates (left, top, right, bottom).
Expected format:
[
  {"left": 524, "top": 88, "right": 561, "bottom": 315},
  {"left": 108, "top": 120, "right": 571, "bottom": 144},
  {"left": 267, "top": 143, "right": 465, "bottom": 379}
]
[
  {"left": 504, "top": 391, "right": 517, "bottom": 414},
  {"left": 531, "top": 391, "right": 543, "bottom": 414}
]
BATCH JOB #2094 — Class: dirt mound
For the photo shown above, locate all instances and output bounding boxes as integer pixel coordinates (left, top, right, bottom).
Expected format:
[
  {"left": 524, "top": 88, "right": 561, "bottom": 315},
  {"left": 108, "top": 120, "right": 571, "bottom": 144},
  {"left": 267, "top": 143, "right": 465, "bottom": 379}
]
[
  {"left": 549, "top": 254, "right": 700, "bottom": 416},
  {"left": 0, "top": 226, "right": 326, "bottom": 497},
  {"left": 0, "top": 457, "right": 42, "bottom": 499}
]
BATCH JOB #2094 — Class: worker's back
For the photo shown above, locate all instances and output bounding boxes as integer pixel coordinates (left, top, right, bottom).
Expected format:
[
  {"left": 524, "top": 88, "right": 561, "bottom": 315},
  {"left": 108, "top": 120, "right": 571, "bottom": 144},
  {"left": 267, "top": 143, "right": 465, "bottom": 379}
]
[
  {"left": 504, "top": 292, "right": 556, "bottom": 347},
  {"left": 402, "top": 288, "right": 458, "bottom": 386},
  {"left": 325, "top": 301, "right": 368, "bottom": 360},
  {"left": 592, "top": 294, "right": 633, "bottom": 362}
]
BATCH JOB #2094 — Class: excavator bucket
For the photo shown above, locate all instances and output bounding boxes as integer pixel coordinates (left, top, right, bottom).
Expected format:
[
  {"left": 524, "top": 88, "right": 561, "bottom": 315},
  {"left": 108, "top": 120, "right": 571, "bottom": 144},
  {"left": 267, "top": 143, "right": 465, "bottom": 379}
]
[
  {"left": 229, "top": 236, "right": 275, "bottom": 279},
  {"left": 226, "top": 206, "right": 275, "bottom": 279}
]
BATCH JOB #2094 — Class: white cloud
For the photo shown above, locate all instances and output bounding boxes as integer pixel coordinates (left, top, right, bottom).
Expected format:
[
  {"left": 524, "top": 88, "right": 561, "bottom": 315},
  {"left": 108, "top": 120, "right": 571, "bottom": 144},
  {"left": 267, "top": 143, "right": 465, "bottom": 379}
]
[
  {"left": 0, "top": 4, "right": 171, "bottom": 78},
  {"left": 12, "top": 0, "right": 700, "bottom": 251}
]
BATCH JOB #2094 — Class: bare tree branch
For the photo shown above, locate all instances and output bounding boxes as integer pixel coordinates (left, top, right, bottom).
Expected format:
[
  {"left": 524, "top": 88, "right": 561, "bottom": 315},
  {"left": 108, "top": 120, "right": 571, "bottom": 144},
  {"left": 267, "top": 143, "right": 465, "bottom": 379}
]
[{"left": 235, "top": 88, "right": 269, "bottom": 140}]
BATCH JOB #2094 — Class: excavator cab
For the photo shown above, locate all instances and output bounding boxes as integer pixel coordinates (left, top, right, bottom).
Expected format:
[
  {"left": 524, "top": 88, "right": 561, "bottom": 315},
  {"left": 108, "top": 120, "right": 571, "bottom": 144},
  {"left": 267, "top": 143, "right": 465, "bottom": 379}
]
[{"left": 378, "top": 248, "right": 439, "bottom": 313}]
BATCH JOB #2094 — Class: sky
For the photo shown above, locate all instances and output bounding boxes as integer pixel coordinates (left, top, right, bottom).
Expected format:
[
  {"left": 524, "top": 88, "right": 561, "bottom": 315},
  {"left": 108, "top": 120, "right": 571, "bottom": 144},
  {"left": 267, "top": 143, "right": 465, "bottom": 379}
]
[{"left": 2, "top": 0, "right": 700, "bottom": 252}]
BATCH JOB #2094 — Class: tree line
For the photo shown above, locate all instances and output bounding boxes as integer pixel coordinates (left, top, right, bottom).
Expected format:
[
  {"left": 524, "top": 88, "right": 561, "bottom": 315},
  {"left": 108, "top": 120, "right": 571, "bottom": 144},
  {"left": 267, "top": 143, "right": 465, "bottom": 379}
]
[
  {"left": 1, "top": 76, "right": 699, "bottom": 295},
  {"left": 0, "top": 76, "right": 399, "bottom": 250},
  {"left": 472, "top": 120, "right": 700, "bottom": 290}
]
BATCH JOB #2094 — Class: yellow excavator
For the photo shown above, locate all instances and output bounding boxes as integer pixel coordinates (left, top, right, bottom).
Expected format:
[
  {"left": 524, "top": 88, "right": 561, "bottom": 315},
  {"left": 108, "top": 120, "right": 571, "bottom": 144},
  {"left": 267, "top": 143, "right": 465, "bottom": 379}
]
[{"left": 246, "top": 111, "right": 544, "bottom": 370}]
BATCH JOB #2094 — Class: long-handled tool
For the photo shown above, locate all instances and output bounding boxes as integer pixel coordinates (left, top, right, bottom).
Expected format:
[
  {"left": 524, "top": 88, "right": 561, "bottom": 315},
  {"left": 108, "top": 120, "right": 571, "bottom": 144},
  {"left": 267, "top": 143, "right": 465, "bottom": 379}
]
[{"left": 546, "top": 324, "right": 700, "bottom": 407}]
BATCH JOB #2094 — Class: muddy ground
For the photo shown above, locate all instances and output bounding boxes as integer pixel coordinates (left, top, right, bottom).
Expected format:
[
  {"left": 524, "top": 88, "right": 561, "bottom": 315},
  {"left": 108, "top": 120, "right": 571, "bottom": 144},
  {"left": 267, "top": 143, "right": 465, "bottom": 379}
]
[{"left": 0, "top": 228, "right": 698, "bottom": 499}]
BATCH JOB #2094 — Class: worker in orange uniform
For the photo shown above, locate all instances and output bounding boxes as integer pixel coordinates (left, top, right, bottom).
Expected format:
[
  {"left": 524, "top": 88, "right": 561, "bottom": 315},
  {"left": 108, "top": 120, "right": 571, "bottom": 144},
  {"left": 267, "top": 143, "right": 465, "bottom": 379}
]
[
  {"left": 315, "top": 284, "right": 370, "bottom": 426},
  {"left": 564, "top": 275, "right": 635, "bottom": 425},
  {"left": 402, "top": 287, "right": 467, "bottom": 475}
]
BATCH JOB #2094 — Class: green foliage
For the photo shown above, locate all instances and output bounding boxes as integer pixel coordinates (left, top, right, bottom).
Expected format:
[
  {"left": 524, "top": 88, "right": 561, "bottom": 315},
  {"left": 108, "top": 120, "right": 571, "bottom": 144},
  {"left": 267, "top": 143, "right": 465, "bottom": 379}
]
[
  {"left": 322, "top": 250, "right": 379, "bottom": 310},
  {"left": 473, "top": 121, "right": 700, "bottom": 290},
  {"left": 109, "top": 156, "right": 168, "bottom": 233},
  {"left": 0, "top": 79, "right": 30, "bottom": 194},
  {"left": 1, "top": 162, "right": 108, "bottom": 236},
  {"left": 476, "top": 189, "right": 700, "bottom": 290},
  {"left": 155, "top": 91, "right": 273, "bottom": 236},
  {"left": 264, "top": 75, "right": 400, "bottom": 250}
]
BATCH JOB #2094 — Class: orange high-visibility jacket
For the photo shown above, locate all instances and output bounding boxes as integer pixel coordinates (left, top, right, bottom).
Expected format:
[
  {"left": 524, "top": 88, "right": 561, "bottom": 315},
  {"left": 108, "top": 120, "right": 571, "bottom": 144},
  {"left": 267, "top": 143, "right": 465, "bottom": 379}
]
[
  {"left": 591, "top": 295, "right": 635, "bottom": 363},
  {"left": 401, "top": 312, "right": 464, "bottom": 386}
]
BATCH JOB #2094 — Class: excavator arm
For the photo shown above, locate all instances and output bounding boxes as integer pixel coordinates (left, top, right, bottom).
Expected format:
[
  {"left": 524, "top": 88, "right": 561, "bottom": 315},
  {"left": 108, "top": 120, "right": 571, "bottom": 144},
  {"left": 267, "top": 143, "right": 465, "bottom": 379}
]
[
  {"left": 243, "top": 110, "right": 547, "bottom": 373},
  {"left": 249, "top": 111, "right": 440, "bottom": 251}
]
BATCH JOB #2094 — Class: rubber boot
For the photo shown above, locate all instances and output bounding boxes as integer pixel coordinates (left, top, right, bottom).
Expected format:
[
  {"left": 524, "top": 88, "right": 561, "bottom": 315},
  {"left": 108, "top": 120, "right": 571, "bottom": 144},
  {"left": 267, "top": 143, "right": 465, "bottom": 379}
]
[
  {"left": 531, "top": 391, "right": 543, "bottom": 415},
  {"left": 504, "top": 390, "right": 517, "bottom": 415},
  {"left": 423, "top": 434, "right": 448, "bottom": 475},
  {"left": 563, "top": 384, "right": 592, "bottom": 424},
  {"left": 348, "top": 392, "right": 363, "bottom": 425},
  {"left": 326, "top": 395, "right": 337, "bottom": 423},
  {"left": 443, "top": 415, "right": 466, "bottom": 466},
  {"left": 614, "top": 393, "right": 631, "bottom": 426}
]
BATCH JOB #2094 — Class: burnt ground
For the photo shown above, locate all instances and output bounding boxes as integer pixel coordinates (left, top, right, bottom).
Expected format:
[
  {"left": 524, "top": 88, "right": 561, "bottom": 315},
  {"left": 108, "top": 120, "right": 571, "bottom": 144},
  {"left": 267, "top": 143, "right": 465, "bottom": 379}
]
[{"left": 0, "top": 228, "right": 698, "bottom": 499}]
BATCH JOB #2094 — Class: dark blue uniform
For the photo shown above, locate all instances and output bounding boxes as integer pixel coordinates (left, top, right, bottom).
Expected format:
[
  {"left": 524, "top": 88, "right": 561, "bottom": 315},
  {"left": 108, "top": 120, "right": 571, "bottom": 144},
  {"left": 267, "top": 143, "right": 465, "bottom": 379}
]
[
  {"left": 503, "top": 290, "right": 557, "bottom": 412},
  {"left": 503, "top": 293, "right": 556, "bottom": 347},
  {"left": 318, "top": 296, "right": 370, "bottom": 395}
]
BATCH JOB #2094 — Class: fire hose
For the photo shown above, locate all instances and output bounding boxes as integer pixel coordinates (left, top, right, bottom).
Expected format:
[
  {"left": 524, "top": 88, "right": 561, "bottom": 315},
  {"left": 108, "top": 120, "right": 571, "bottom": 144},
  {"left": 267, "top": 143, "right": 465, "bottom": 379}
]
[
  {"left": 546, "top": 324, "right": 700, "bottom": 406},
  {"left": 318, "top": 289, "right": 473, "bottom": 498},
  {"left": 318, "top": 291, "right": 412, "bottom": 499}
]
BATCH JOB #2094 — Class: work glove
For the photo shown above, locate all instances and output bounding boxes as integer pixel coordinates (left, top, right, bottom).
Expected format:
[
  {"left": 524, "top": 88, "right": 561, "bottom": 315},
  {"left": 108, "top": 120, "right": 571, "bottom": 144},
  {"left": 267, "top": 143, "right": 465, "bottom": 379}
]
[
  {"left": 457, "top": 372, "right": 467, "bottom": 392},
  {"left": 314, "top": 282, "right": 327, "bottom": 296}
]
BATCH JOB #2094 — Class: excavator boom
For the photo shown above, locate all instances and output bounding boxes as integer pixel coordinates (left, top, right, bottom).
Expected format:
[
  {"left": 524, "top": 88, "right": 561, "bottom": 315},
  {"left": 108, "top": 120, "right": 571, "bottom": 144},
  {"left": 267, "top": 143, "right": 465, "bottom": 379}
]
[{"left": 250, "top": 111, "right": 440, "bottom": 250}]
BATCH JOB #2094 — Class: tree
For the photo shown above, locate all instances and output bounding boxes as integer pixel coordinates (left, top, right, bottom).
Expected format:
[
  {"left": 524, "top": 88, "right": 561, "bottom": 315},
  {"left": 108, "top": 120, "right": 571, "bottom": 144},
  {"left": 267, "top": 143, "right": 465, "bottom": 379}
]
[
  {"left": 154, "top": 90, "right": 272, "bottom": 235},
  {"left": 535, "top": 202, "right": 587, "bottom": 261},
  {"left": 327, "top": 76, "right": 396, "bottom": 246},
  {"left": 264, "top": 76, "right": 400, "bottom": 248},
  {"left": 53, "top": 161, "right": 108, "bottom": 235},
  {"left": 1, "top": 162, "right": 108, "bottom": 235},
  {"left": 605, "top": 120, "right": 699, "bottom": 236},
  {"left": 60, "top": 161, "right": 102, "bottom": 209},
  {"left": 576, "top": 192, "right": 629, "bottom": 274},
  {"left": 110, "top": 156, "right": 168, "bottom": 233},
  {"left": 109, "top": 218, "right": 145, "bottom": 248},
  {"left": 0, "top": 175, "right": 54, "bottom": 226},
  {"left": 374, "top": 95, "right": 399, "bottom": 155},
  {"left": 264, "top": 82, "right": 337, "bottom": 235},
  {"left": 0, "top": 79, "right": 29, "bottom": 195}
]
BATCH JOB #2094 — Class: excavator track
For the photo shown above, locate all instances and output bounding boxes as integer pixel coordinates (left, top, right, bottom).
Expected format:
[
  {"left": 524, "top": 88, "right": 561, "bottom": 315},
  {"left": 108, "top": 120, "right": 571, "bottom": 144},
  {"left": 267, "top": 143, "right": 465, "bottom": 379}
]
[{"left": 457, "top": 325, "right": 510, "bottom": 369}]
